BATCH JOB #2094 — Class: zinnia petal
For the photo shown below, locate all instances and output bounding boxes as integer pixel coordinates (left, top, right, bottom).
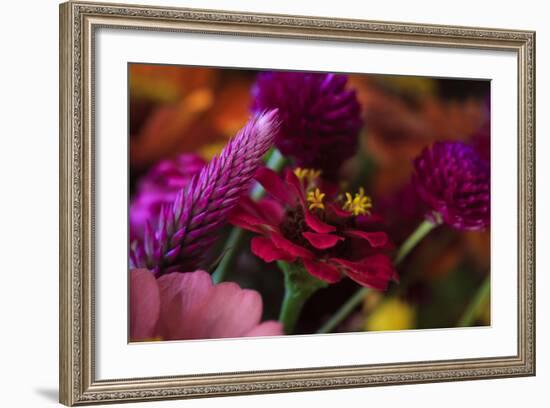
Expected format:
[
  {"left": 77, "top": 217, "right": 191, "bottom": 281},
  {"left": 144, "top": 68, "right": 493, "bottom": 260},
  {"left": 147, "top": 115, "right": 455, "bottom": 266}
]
[
  {"left": 332, "top": 255, "right": 396, "bottom": 290},
  {"left": 302, "top": 259, "right": 342, "bottom": 283},
  {"left": 255, "top": 167, "right": 296, "bottom": 205},
  {"left": 302, "top": 232, "right": 344, "bottom": 249},
  {"left": 130, "top": 268, "right": 161, "bottom": 341},
  {"left": 157, "top": 271, "right": 275, "bottom": 340},
  {"left": 157, "top": 270, "right": 213, "bottom": 340},
  {"left": 202, "top": 282, "right": 265, "bottom": 338},
  {"left": 326, "top": 202, "right": 353, "bottom": 218},
  {"left": 229, "top": 208, "right": 268, "bottom": 233},
  {"left": 285, "top": 169, "right": 306, "bottom": 204},
  {"left": 270, "top": 232, "right": 314, "bottom": 259},
  {"left": 305, "top": 211, "right": 336, "bottom": 233},
  {"left": 344, "top": 230, "right": 388, "bottom": 247},
  {"left": 251, "top": 236, "right": 296, "bottom": 263}
]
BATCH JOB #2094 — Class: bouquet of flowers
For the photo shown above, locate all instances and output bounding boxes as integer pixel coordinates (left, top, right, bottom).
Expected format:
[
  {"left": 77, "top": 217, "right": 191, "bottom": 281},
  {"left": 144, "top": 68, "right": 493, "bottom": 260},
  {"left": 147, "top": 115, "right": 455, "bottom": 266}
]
[{"left": 129, "top": 67, "right": 491, "bottom": 341}]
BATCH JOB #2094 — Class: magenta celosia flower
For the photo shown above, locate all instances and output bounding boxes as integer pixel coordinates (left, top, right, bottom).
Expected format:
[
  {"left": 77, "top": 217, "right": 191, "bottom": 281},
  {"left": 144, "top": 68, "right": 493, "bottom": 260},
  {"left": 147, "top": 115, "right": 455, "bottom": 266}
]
[
  {"left": 130, "top": 153, "right": 206, "bottom": 240},
  {"left": 130, "top": 110, "right": 280, "bottom": 275},
  {"left": 251, "top": 72, "right": 363, "bottom": 179},
  {"left": 130, "top": 269, "right": 283, "bottom": 341},
  {"left": 413, "top": 141, "right": 490, "bottom": 231},
  {"left": 229, "top": 167, "right": 397, "bottom": 290}
]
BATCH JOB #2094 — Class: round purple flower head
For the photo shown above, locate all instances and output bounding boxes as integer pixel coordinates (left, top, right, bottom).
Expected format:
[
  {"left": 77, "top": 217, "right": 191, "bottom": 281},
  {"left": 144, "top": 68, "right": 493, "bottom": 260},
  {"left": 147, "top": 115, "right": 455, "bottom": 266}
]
[
  {"left": 413, "top": 141, "right": 490, "bottom": 231},
  {"left": 251, "top": 71, "right": 363, "bottom": 179}
]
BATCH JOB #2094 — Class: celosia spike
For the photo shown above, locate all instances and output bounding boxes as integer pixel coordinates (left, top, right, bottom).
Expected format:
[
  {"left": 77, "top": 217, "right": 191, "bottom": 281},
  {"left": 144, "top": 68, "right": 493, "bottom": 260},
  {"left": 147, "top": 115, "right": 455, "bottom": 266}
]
[
  {"left": 132, "top": 110, "right": 280, "bottom": 274},
  {"left": 164, "top": 247, "right": 180, "bottom": 263},
  {"left": 143, "top": 222, "right": 154, "bottom": 260},
  {"left": 172, "top": 190, "right": 184, "bottom": 225},
  {"left": 170, "top": 226, "right": 187, "bottom": 247}
]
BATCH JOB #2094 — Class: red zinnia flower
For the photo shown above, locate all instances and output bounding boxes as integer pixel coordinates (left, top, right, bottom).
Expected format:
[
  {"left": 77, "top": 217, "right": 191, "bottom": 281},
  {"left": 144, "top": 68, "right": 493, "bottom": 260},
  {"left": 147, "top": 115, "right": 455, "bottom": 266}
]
[{"left": 230, "top": 167, "right": 398, "bottom": 290}]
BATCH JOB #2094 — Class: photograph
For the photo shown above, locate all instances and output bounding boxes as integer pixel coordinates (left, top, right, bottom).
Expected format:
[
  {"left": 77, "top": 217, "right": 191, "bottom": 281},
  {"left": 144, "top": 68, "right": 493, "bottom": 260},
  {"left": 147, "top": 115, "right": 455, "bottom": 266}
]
[
  {"left": 57, "top": 2, "right": 535, "bottom": 404},
  {"left": 128, "top": 65, "right": 491, "bottom": 341}
]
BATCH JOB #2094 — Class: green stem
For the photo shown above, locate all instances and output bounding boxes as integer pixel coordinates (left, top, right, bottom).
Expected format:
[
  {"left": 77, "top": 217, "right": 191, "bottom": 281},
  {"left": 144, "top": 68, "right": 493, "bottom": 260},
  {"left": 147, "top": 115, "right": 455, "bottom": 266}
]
[
  {"left": 211, "top": 229, "right": 245, "bottom": 284},
  {"left": 212, "top": 150, "right": 287, "bottom": 284},
  {"left": 279, "top": 287, "right": 309, "bottom": 335},
  {"left": 394, "top": 219, "right": 438, "bottom": 265},
  {"left": 457, "top": 274, "right": 491, "bottom": 327},
  {"left": 278, "top": 261, "right": 327, "bottom": 334},
  {"left": 317, "top": 288, "right": 368, "bottom": 335},
  {"left": 316, "top": 218, "right": 438, "bottom": 334}
]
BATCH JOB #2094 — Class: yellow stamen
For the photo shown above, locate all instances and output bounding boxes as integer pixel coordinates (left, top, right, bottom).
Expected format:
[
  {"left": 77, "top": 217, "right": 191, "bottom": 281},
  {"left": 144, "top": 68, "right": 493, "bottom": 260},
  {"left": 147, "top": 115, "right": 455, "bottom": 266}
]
[
  {"left": 294, "top": 167, "right": 322, "bottom": 185},
  {"left": 307, "top": 188, "right": 326, "bottom": 211},
  {"left": 343, "top": 187, "right": 372, "bottom": 216},
  {"left": 294, "top": 167, "right": 309, "bottom": 181}
]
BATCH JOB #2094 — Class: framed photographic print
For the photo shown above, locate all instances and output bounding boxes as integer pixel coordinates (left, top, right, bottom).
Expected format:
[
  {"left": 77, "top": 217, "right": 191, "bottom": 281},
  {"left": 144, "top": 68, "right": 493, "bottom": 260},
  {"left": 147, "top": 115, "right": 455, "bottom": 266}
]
[{"left": 59, "top": 1, "right": 536, "bottom": 405}]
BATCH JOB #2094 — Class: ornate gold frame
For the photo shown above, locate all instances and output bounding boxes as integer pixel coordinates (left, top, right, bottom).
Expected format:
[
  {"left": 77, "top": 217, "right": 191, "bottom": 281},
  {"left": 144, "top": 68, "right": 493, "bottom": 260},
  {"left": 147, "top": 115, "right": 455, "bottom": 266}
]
[{"left": 59, "top": 1, "right": 536, "bottom": 405}]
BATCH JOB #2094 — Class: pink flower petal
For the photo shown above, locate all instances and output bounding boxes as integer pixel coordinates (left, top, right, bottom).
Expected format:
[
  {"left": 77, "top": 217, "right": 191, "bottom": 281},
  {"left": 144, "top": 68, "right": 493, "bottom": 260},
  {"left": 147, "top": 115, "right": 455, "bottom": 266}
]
[
  {"left": 157, "top": 271, "right": 266, "bottom": 340},
  {"left": 202, "top": 283, "right": 264, "bottom": 338},
  {"left": 255, "top": 167, "right": 295, "bottom": 205},
  {"left": 156, "top": 271, "right": 282, "bottom": 340},
  {"left": 157, "top": 270, "right": 213, "bottom": 340},
  {"left": 251, "top": 236, "right": 296, "bottom": 263},
  {"left": 270, "top": 232, "right": 314, "bottom": 259},
  {"left": 344, "top": 230, "right": 388, "bottom": 247},
  {"left": 245, "top": 321, "right": 284, "bottom": 337},
  {"left": 302, "top": 259, "right": 342, "bottom": 283},
  {"left": 305, "top": 211, "right": 336, "bottom": 233},
  {"left": 302, "top": 231, "right": 344, "bottom": 249},
  {"left": 130, "top": 268, "right": 161, "bottom": 341}
]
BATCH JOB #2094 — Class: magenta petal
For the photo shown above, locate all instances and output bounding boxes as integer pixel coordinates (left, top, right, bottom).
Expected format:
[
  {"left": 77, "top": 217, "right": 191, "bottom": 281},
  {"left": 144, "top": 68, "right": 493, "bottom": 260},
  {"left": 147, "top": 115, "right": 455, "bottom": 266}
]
[
  {"left": 327, "top": 202, "right": 353, "bottom": 218},
  {"left": 345, "top": 269, "right": 389, "bottom": 291},
  {"left": 130, "top": 268, "right": 161, "bottom": 341},
  {"left": 305, "top": 211, "right": 336, "bottom": 233},
  {"left": 270, "top": 232, "right": 314, "bottom": 259},
  {"left": 258, "top": 198, "right": 286, "bottom": 225},
  {"left": 285, "top": 169, "right": 306, "bottom": 204},
  {"left": 332, "top": 255, "right": 396, "bottom": 290},
  {"left": 251, "top": 236, "right": 296, "bottom": 263},
  {"left": 255, "top": 167, "right": 295, "bottom": 205},
  {"left": 245, "top": 321, "right": 284, "bottom": 337},
  {"left": 345, "top": 230, "right": 388, "bottom": 247},
  {"left": 302, "top": 259, "right": 342, "bottom": 283},
  {"left": 302, "top": 231, "right": 344, "bottom": 249},
  {"left": 229, "top": 208, "right": 267, "bottom": 233}
]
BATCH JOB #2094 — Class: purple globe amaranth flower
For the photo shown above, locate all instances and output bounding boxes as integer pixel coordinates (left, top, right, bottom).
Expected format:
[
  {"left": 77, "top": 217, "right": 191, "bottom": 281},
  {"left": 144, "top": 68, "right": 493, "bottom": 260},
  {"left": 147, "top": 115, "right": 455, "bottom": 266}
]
[
  {"left": 251, "top": 71, "right": 363, "bottom": 180},
  {"left": 413, "top": 141, "right": 490, "bottom": 231},
  {"left": 130, "top": 110, "right": 280, "bottom": 276},
  {"left": 130, "top": 153, "right": 206, "bottom": 241}
]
